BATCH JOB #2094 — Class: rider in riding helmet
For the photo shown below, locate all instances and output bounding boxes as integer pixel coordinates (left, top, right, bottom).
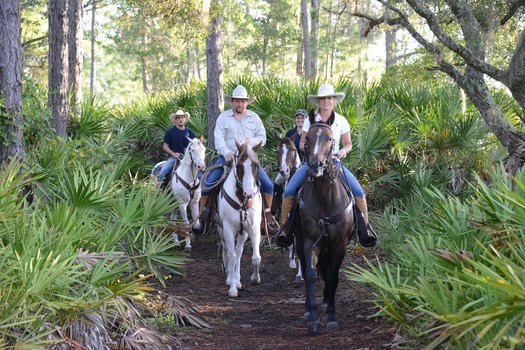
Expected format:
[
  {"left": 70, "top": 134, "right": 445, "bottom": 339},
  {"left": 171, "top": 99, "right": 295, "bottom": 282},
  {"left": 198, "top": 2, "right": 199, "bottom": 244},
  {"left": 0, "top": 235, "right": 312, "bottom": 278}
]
[
  {"left": 192, "top": 85, "right": 279, "bottom": 236},
  {"left": 157, "top": 109, "right": 195, "bottom": 186},
  {"left": 274, "top": 84, "right": 377, "bottom": 247}
]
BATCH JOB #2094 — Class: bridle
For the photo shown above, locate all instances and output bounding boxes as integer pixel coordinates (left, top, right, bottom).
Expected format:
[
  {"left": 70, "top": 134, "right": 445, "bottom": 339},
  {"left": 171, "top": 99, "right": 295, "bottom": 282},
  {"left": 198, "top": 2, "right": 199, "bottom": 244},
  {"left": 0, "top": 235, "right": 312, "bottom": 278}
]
[
  {"left": 305, "top": 123, "right": 338, "bottom": 182},
  {"left": 174, "top": 141, "right": 202, "bottom": 199}
]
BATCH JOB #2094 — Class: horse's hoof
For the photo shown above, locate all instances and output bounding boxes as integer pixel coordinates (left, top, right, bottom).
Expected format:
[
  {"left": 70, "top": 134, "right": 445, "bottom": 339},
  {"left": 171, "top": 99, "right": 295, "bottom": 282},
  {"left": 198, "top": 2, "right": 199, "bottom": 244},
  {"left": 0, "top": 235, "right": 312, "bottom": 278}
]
[
  {"left": 308, "top": 319, "right": 320, "bottom": 333},
  {"left": 185, "top": 246, "right": 192, "bottom": 251},
  {"left": 327, "top": 321, "right": 338, "bottom": 330},
  {"left": 289, "top": 261, "right": 297, "bottom": 269},
  {"left": 294, "top": 276, "right": 303, "bottom": 283},
  {"left": 228, "top": 290, "right": 238, "bottom": 297},
  {"left": 251, "top": 277, "right": 261, "bottom": 285}
]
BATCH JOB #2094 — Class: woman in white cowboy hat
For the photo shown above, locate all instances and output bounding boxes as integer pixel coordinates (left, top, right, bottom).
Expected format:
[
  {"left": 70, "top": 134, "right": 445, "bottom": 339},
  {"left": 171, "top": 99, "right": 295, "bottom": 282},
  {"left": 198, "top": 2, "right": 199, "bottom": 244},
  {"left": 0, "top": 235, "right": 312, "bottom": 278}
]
[
  {"left": 275, "top": 84, "right": 377, "bottom": 247},
  {"left": 156, "top": 109, "right": 196, "bottom": 185},
  {"left": 192, "top": 85, "right": 278, "bottom": 235}
]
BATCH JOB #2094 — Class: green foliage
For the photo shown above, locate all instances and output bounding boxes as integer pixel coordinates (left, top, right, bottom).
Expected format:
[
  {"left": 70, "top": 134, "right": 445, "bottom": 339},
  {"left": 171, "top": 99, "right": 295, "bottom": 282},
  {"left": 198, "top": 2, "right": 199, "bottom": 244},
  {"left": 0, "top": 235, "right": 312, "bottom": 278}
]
[{"left": 346, "top": 166, "right": 525, "bottom": 349}]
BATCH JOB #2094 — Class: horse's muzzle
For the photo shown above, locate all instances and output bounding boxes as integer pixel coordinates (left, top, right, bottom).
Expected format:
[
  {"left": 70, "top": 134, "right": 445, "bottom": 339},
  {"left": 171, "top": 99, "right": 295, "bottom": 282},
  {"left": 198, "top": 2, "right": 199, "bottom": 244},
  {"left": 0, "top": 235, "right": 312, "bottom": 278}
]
[{"left": 307, "top": 161, "right": 324, "bottom": 177}]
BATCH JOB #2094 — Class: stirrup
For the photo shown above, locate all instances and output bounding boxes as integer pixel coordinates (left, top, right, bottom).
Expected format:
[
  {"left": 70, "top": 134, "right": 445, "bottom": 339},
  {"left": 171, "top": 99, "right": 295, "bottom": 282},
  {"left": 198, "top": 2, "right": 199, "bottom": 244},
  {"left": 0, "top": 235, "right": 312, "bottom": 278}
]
[{"left": 275, "top": 226, "right": 293, "bottom": 248}]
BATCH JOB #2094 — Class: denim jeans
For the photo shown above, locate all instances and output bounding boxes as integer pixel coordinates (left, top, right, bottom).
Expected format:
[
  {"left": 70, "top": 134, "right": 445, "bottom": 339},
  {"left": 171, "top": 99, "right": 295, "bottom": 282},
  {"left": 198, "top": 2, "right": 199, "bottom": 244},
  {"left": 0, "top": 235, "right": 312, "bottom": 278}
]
[
  {"left": 283, "top": 160, "right": 364, "bottom": 197},
  {"left": 202, "top": 156, "right": 273, "bottom": 195}
]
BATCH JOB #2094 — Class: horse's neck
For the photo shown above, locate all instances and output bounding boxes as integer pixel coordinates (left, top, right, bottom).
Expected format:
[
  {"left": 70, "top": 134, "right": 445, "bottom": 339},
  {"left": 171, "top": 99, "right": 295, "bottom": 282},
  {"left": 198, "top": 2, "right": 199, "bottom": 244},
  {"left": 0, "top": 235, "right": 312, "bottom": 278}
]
[
  {"left": 176, "top": 157, "right": 197, "bottom": 182},
  {"left": 308, "top": 175, "right": 349, "bottom": 207}
]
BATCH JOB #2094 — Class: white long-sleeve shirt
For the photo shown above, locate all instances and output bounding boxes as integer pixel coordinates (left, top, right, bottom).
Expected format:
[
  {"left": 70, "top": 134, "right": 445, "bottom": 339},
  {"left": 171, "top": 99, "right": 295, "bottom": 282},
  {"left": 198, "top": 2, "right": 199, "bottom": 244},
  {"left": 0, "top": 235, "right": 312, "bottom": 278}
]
[{"left": 214, "top": 109, "right": 267, "bottom": 157}]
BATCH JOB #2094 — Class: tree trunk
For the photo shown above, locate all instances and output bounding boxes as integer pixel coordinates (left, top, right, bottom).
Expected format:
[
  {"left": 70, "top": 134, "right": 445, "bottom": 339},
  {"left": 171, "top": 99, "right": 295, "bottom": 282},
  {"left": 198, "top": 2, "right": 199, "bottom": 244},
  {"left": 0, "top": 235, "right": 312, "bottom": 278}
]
[
  {"left": 309, "top": 0, "right": 319, "bottom": 78},
  {"left": 68, "top": 0, "right": 83, "bottom": 114},
  {"left": 48, "top": 0, "right": 69, "bottom": 139},
  {"left": 205, "top": 0, "right": 224, "bottom": 153},
  {"left": 141, "top": 31, "right": 148, "bottom": 93},
  {"left": 0, "top": 0, "right": 24, "bottom": 163},
  {"left": 296, "top": 39, "right": 303, "bottom": 76},
  {"left": 301, "top": 0, "right": 310, "bottom": 78},
  {"left": 89, "top": 0, "right": 96, "bottom": 96},
  {"left": 385, "top": 28, "right": 396, "bottom": 68}
]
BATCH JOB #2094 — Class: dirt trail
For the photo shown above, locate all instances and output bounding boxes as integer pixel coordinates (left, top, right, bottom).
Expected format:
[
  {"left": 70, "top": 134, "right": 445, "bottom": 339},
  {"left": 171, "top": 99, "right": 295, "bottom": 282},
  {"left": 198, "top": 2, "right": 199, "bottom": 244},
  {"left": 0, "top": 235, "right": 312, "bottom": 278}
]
[{"left": 163, "top": 235, "right": 396, "bottom": 350}]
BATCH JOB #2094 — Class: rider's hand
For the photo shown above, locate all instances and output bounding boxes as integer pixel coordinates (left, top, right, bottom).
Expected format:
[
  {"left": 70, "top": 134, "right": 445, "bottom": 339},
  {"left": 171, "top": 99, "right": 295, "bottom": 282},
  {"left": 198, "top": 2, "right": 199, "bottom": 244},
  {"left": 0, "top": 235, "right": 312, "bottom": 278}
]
[
  {"left": 225, "top": 152, "right": 235, "bottom": 163},
  {"left": 336, "top": 149, "right": 346, "bottom": 159}
]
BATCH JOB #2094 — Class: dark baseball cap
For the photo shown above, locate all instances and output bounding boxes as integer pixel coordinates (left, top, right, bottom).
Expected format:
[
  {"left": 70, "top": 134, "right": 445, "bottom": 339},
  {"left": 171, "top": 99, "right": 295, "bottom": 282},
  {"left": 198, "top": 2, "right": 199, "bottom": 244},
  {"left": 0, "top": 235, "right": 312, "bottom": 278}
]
[{"left": 295, "top": 109, "right": 307, "bottom": 117}]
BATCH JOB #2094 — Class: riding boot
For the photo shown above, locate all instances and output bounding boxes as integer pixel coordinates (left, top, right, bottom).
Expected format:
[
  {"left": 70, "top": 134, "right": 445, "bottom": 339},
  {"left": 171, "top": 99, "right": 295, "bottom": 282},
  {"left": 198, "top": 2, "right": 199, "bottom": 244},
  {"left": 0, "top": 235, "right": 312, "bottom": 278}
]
[
  {"left": 355, "top": 196, "right": 378, "bottom": 246},
  {"left": 263, "top": 193, "right": 279, "bottom": 236},
  {"left": 274, "top": 196, "right": 295, "bottom": 248},
  {"left": 270, "top": 182, "right": 283, "bottom": 216},
  {"left": 192, "top": 195, "right": 211, "bottom": 235}
]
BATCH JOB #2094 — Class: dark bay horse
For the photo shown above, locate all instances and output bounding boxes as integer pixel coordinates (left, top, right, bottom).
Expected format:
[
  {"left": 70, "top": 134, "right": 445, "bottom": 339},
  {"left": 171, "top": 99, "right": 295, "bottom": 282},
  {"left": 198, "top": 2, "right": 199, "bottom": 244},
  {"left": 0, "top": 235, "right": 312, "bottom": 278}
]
[{"left": 292, "top": 123, "right": 355, "bottom": 333}]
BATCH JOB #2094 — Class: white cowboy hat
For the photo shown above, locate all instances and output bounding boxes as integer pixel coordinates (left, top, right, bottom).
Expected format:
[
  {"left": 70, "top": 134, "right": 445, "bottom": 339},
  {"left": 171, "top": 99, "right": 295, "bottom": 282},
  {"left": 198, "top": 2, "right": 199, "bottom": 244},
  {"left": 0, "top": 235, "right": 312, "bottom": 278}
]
[
  {"left": 224, "top": 85, "right": 256, "bottom": 105},
  {"left": 307, "top": 84, "right": 345, "bottom": 106},
  {"left": 170, "top": 109, "right": 190, "bottom": 123}
]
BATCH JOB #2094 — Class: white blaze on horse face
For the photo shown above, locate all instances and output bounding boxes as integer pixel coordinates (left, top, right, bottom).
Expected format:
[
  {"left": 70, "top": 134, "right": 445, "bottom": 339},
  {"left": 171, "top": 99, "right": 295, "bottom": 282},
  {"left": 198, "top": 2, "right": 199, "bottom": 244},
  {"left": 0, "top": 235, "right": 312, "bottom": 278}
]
[
  {"left": 313, "top": 128, "right": 322, "bottom": 158},
  {"left": 280, "top": 144, "right": 291, "bottom": 177},
  {"left": 241, "top": 157, "right": 257, "bottom": 198}
]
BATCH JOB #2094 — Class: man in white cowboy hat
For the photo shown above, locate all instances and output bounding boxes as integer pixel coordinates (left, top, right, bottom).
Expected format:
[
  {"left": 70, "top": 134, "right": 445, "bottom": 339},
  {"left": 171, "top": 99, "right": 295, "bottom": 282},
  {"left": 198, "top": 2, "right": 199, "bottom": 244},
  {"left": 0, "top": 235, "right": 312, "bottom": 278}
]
[
  {"left": 274, "top": 83, "right": 377, "bottom": 247},
  {"left": 192, "top": 85, "right": 278, "bottom": 235},
  {"left": 156, "top": 109, "right": 196, "bottom": 185}
]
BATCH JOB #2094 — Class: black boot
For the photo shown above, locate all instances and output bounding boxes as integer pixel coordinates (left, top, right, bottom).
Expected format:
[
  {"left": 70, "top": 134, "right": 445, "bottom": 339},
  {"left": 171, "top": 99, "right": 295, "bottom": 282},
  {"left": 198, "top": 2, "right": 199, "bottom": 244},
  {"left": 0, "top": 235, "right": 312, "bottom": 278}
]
[
  {"left": 270, "top": 183, "right": 283, "bottom": 216},
  {"left": 192, "top": 195, "right": 212, "bottom": 235},
  {"left": 191, "top": 208, "right": 210, "bottom": 235}
]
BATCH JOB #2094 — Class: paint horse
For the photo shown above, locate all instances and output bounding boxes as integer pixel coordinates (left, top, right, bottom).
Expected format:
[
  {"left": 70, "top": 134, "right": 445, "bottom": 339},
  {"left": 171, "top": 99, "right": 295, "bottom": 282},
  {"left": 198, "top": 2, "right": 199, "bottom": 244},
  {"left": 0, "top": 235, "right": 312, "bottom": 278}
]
[
  {"left": 216, "top": 141, "right": 263, "bottom": 297},
  {"left": 292, "top": 123, "right": 355, "bottom": 332},
  {"left": 274, "top": 134, "right": 302, "bottom": 281},
  {"left": 169, "top": 136, "right": 206, "bottom": 250}
]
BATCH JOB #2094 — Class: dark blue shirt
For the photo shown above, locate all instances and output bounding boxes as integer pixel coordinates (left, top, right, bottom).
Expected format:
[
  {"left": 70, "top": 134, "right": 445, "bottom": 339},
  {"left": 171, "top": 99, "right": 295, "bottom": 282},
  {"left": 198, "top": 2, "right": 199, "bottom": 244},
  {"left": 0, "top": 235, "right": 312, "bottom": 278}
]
[
  {"left": 164, "top": 127, "right": 196, "bottom": 154},
  {"left": 285, "top": 127, "right": 304, "bottom": 161}
]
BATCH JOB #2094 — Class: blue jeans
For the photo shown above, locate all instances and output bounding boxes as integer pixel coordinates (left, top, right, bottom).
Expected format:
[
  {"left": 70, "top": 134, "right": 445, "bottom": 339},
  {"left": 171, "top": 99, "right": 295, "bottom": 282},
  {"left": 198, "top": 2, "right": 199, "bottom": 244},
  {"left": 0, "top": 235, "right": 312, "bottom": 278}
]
[
  {"left": 284, "top": 161, "right": 364, "bottom": 198},
  {"left": 202, "top": 156, "right": 273, "bottom": 195},
  {"left": 157, "top": 156, "right": 177, "bottom": 183}
]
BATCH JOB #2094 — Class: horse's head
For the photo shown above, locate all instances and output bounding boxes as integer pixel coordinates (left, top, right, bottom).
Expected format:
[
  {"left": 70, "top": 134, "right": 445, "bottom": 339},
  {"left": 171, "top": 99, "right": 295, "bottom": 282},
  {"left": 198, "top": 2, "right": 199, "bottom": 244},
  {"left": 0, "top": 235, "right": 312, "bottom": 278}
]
[
  {"left": 304, "top": 124, "right": 334, "bottom": 177},
  {"left": 234, "top": 140, "right": 261, "bottom": 199},
  {"left": 276, "top": 135, "right": 300, "bottom": 180},
  {"left": 185, "top": 136, "right": 206, "bottom": 172}
]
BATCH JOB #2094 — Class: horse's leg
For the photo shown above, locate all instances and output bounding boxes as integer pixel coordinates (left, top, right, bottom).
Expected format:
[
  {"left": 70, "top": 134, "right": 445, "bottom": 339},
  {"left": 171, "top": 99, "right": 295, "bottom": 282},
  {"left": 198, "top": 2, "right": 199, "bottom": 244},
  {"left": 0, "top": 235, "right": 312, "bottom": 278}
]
[
  {"left": 289, "top": 241, "right": 296, "bottom": 269},
  {"left": 232, "top": 232, "right": 248, "bottom": 294},
  {"left": 178, "top": 203, "right": 192, "bottom": 251},
  {"left": 302, "top": 241, "right": 320, "bottom": 333},
  {"left": 170, "top": 208, "right": 180, "bottom": 244},
  {"left": 250, "top": 226, "right": 261, "bottom": 285},
  {"left": 325, "top": 245, "right": 346, "bottom": 330},
  {"left": 222, "top": 225, "right": 240, "bottom": 297}
]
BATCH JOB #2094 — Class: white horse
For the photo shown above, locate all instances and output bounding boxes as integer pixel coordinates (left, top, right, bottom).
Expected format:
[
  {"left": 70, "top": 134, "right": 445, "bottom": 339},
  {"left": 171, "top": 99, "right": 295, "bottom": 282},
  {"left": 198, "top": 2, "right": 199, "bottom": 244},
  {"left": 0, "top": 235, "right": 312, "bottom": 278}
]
[
  {"left": 275, "top": 135, "right": 303, "bottom": 282},
  {"left": 170, "top": 136, "right": 206, "bottom": 250},
  {"left": 216, "top": 141, "right": 263, "bottom": 297}
]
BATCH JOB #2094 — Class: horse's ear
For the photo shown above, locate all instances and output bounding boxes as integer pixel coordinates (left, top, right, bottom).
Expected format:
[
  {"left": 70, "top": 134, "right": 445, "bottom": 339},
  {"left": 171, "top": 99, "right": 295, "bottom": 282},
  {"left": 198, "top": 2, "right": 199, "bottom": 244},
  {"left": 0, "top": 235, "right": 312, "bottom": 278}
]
[
  {"left": 199, "top": 134, "right": 205, "bottom": 143},
  {"left": 252, "top": 142, "right": 262, "bottom": 153},
  {"left": 275, "top": 132, "right": 282, "bottom": 142},
  {"left": 289, "top": 133, "right": 298, "bottom": 142},
  {"left": 186, "top": 135, "right": 192, "bottom": 142},
  {"left": 235, "top": 139, "right": 242, "bottom": 151}
]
